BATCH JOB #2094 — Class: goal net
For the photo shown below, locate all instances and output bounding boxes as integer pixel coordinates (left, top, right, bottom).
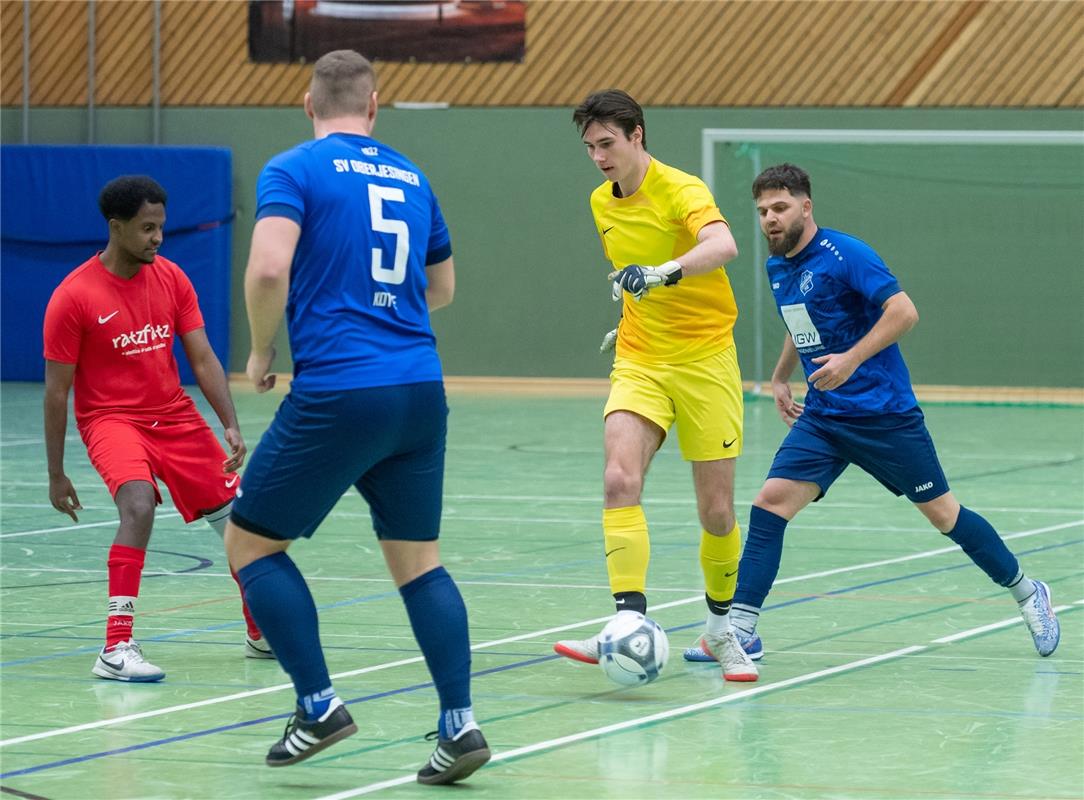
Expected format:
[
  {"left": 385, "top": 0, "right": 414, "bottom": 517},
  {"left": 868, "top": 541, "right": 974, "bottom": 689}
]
[{"left": 701, "top": 129, "right": 1084, "bottom": 391}]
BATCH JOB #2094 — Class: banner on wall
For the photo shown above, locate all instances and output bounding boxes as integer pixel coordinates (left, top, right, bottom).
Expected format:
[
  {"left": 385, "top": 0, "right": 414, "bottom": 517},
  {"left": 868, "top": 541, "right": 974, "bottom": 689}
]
[{"left": 249, "top": 0, "right": 526, "bottom": 63}]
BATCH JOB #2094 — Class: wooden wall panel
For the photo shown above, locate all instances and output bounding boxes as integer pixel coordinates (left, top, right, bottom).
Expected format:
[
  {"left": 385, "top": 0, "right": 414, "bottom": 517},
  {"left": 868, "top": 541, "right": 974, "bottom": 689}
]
[
  {"left": 1, "top": 0, "right": 1080, "bottom": 108},
  {"left": 0, "top": 1, "right": 23, "bottom": 106},
  {"left": 95, "top": 1, "right": 153, "bottom": 105},
  {"left": 28, "top": 0, "right": 88, "bottom": 105}
]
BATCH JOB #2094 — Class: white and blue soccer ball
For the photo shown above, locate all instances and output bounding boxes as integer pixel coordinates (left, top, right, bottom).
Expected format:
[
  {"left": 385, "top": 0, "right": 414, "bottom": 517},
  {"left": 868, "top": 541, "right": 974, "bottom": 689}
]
[{"left": 598, "top": 611, "right": 669, "bottom": 686}]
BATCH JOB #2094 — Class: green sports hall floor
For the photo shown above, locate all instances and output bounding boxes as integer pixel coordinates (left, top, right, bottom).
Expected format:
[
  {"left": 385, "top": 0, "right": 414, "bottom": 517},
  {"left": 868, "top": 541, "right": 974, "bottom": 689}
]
[{"left": 1, "top": 381, "right": 1081, "bottom": 800}]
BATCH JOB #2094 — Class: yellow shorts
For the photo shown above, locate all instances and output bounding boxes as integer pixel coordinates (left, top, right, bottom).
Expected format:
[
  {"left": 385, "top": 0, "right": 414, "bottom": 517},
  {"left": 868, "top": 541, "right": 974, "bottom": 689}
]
[{"left": 604, "top": 345, "right": 744, "bottom": 461}]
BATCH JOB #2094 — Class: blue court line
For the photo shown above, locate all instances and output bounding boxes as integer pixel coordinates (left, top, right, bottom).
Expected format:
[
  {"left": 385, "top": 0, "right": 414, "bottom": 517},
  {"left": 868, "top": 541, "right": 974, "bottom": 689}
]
[
  {"left": 0, "top": 655, "right": 557, "bottom": 779},
  {"left": 2, "top": 536, "right": 1080, "bottom": 780}
]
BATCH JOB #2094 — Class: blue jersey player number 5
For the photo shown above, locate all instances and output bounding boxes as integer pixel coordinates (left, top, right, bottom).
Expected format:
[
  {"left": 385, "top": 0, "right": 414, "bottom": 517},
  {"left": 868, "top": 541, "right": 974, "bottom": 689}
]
[{"left": 255, "top": 132, "right": 454, "bottom": 392}]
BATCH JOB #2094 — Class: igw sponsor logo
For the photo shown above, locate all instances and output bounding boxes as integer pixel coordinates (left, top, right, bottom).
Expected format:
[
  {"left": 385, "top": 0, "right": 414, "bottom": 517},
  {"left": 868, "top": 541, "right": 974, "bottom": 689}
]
[{"left": 112, "top": 323, "right": 171, "bottom": 350}]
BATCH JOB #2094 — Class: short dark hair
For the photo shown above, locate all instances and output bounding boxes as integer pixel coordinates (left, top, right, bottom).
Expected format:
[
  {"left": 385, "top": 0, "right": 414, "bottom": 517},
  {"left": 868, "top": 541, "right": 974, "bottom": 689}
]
[
  {"left": 98, "top": 175, "right": 167, "bottom": 221},
  {"left": 752, "top": 163, "right": 812, "bottom": 200},
  {"left": 310, "top": 49, "right": 376, "bottom": 119},
  {"left": 572, "top": 89, "right": 647, "bottom": 149}
]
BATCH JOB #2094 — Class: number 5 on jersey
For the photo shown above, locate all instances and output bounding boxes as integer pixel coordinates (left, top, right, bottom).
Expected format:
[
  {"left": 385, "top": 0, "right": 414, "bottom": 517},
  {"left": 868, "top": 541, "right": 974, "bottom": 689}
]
[{"left": 369, "top": 184, "right": 409, "bottom": 285}]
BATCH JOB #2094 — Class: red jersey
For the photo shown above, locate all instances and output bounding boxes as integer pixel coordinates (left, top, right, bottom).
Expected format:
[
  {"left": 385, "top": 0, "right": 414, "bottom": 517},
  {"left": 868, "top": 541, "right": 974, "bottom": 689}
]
[{"left": 43, "top": 254, "right": 205, "bottom": 427}]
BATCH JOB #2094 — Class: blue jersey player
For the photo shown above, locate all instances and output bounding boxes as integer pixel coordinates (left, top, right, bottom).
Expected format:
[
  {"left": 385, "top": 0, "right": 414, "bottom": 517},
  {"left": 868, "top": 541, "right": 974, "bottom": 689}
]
[
  {"left": 686, "top": 163, "right": 1059, "bottom": 665},
  {"left": 223, "top": 50, "right": 489, "bottom": 784}
]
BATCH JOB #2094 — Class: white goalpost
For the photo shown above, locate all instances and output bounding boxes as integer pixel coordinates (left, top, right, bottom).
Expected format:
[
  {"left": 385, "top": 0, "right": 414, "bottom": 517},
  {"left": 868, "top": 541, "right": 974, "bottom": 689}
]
[{"left": 700, "top": 128, "right": 1084, "bottom": 391}]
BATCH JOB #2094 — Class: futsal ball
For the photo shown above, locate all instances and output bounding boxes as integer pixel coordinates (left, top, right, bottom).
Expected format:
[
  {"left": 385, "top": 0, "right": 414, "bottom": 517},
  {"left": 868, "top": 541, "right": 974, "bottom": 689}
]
[{"left": 598, "top": 611, "right": 669, "bottom": 686}]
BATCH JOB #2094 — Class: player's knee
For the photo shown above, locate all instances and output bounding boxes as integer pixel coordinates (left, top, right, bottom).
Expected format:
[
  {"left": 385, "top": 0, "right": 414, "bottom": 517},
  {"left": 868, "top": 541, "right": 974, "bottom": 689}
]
[
  {"left": 918, "top": 493, "right": 960, "bottom": 533},
  {"left": 698, "top": 504, "right": 735, "bottom": 536},
  {"left": 753, "top": 486, "right": 785, "bottom": 514},
  {"left": 754, "top": 478, "right": 813, "bottom": 518},
  {"left": 924, "top": 505, "right": 959, "bottom": 533},
  {"left": 116, "top": 490, "right": 155, "bottom": 532},
  {"left": 603, "top": 464, "right": 643, "bottom": 505}
]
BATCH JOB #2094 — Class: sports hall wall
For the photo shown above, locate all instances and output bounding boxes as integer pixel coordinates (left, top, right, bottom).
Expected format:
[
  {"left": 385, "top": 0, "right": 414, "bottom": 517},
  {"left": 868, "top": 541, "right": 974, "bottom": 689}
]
[{"left": 2, "top": 1, "right": 1082, "bottom": 389}]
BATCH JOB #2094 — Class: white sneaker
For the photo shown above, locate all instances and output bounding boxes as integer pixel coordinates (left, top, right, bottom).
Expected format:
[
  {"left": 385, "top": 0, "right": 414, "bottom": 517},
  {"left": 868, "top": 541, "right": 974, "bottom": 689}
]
[
  {"left": 1019, "top": 580, "right": 1060, "bottom": 657},
  {"left": 92, "top": 640, "right": 165, "bottom": 682},
  {"left": 245, "top": 635, "right": 275, "bottom": 659},
  {"left": 703, "top": 630, "right": 759, "bottom": 682},
  {"left": 553, "top": 632, "right": 600, "bottom": 664}
]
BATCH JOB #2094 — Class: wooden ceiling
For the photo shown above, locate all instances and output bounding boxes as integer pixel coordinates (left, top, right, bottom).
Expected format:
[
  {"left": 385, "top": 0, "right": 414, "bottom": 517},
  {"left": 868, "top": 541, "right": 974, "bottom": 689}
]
[{"left": 2, "top": 0, "right": 1081, "bottom": 107}]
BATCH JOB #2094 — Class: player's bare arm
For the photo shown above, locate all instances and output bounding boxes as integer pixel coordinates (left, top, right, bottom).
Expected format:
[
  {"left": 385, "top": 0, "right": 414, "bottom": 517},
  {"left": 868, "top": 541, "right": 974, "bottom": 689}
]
[
  {"left": 244, "top": 216, "right": 300, "bottom": 392},
  {"left": 181, "top": 327, "right": 246, "bottom": 473},
  {"left": 675, "top": 220, "right": 738, "bottom": 277},
  {"left": 42, "top": 359, "right": 82, "bottom": 521},
  {"left": 609, "top": 221, "right": 739, "bottom": 300},
  {"left": 809, "top": 291, "right": 919, "bottom": 391},
  {"left": 770, "top": 335, "right": 804, "bottom": 426},
  {"left": 425, "top": 257, "right": 455, "bottom": 311}
]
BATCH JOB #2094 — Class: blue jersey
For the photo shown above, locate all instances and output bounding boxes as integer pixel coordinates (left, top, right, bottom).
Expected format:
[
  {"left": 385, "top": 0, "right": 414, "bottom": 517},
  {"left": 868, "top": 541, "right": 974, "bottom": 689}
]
[
  {"left": 766, "top": 227, "right": 916, "bottom": 415},
  {"left": 256, "top": 132, "right": 452, "bottom": 391}
]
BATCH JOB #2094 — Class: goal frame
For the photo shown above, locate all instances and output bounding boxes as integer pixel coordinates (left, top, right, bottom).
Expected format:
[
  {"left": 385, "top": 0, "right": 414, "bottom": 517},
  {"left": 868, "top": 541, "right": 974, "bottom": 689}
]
[{"left": 700, "top": 128, "right": 1084, "bottom": 389}]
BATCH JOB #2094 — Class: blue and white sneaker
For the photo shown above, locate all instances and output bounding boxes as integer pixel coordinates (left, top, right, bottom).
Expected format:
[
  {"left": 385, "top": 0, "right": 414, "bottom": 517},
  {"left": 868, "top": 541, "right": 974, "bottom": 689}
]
[
  {"left": 683, "top": 631, "right": 764, "bottom": 663},
  {"left": 735, "top": 629, "right": 764, "bottom": 661},
  {"left": 682, "top": 637, "right": 715, "bottom": 662},
  {"left": 1019, "top": 580, "right": 1060, "bottom": 657}
]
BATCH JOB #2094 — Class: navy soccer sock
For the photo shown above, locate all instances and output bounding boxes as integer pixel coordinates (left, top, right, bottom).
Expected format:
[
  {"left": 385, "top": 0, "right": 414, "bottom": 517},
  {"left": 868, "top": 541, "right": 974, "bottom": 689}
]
[
  {"left": 238, "top": 552, "right": 333, "bottom": 715},
  {"left": 398, "top": 566, "right": 473, "bottom": 738},
  {"left": 732, "top": 505, "right": 789, "bottom": 613},
  {"left": 944, "top": 505, "right": 1020, "bottom": 586}
]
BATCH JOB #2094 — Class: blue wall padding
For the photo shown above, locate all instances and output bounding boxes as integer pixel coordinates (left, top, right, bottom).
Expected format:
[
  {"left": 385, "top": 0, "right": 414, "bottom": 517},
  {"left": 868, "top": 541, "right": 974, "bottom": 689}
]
[{"left": 1, "top": 145, "right": 233, "bottom": 382}]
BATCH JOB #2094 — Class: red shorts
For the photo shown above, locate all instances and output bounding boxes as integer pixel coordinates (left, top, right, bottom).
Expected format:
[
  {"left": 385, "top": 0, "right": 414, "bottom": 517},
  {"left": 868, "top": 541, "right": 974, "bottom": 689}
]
[{"left": 81, "top": 410, "right": 238, "bottom": 523}]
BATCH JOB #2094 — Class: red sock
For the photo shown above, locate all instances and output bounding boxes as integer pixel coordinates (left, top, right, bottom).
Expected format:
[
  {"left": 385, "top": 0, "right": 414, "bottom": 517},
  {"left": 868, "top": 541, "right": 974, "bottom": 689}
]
[
  {"left": 231, "top": 569, "right": 262, "bottom": 640},
  {"left": 106, "top": 544, "right": 146, "bottom": 650}
]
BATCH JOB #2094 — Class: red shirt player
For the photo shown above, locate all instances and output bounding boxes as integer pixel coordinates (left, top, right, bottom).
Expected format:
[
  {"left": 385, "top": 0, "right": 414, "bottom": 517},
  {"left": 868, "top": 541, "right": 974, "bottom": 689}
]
[{"left": 42, "top": 175, "right": 273, "bottom": 681}]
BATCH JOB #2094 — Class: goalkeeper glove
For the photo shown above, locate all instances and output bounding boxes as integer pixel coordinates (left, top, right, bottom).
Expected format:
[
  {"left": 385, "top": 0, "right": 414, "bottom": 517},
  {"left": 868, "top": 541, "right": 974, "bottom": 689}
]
[
  {"left": 599, "top": 328, "right": 617, "bottom": 353},
  {"left": 609, "top": 261, "right": 683, "bottom": 302}
]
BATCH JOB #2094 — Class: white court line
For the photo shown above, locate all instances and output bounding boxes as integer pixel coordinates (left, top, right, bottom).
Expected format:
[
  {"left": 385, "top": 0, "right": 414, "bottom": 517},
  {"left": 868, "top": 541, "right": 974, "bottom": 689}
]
[
  {"left": 315, "top": 647, "right": 926, "bottom": 799},
  {"left": 442, "top": 494, "right": 1084, "bottom": 514},
  {"left": 313, "top": 597, "right": 1082, "bottom": 800},
  {"left": 0, "top": 500, "right": 114, "bottom": 507},
  {"left": 0, "top": 511, "right": 181, "bottom": 539},
  {"left": 1, "top": 519, "right": 1080, "bottom": 748}
]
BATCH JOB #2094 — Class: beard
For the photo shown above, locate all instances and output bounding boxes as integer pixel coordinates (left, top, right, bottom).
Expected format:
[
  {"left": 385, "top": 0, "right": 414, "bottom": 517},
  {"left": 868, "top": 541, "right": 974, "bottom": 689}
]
[{"left": 766, "top": 219, "right": 804, "bottom": 256}]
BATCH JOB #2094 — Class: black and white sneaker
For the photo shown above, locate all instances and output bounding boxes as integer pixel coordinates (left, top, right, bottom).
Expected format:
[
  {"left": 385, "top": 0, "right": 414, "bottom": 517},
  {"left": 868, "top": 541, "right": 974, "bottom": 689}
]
[
  {"left": 265, "top": 697, "right": 357, "bottom": 767},
  {"left": 417, "top": 722, "right": 491, "bottom": 785}
]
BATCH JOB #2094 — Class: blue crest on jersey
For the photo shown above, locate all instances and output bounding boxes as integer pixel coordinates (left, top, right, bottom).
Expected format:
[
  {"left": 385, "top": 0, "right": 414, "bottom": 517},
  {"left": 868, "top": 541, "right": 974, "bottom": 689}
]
[{"left": 800, "top": 270, "right": 814, "bottom": 295}]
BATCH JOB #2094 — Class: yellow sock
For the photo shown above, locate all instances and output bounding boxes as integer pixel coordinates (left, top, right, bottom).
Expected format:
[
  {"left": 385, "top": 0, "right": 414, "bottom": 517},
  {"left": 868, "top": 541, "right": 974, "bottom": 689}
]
[
  {"left": 700, "top": 524, "right": 741, "bottom": 611},
  {"left": 602, "top": 506, "right": 650, "bottom": 595}
]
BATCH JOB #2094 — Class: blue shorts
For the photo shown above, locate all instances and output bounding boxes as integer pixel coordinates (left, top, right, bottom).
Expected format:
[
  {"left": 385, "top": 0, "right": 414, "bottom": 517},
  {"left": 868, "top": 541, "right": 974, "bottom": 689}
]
[
  {"left": 231, "top": 382, "right": 447, "bottom": 541},
  {"left": 767, "top": 407, "right": 949, "bottom": 503}
]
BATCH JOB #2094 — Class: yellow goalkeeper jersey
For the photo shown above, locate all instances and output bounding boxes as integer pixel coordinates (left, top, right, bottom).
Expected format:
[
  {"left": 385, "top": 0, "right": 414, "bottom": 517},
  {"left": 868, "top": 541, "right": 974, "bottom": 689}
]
[{"left": 590, "top": 157, "right": 738, "bottom": 364}]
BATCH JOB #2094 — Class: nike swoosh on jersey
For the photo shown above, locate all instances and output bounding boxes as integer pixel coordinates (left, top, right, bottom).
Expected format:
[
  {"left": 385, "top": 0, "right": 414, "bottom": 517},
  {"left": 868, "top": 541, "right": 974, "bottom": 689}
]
[
  {"left": 225, "top": 476, "right": 239, "bottom": 488},
  {"left": 723, "top": 438, "right": 737, "bottom": 448},
  {"left": 602, "top": 226, "right": 615, "bottom": 235},
  {"left": 98, "top": 311, "right": 120, "bottom": 324}
]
